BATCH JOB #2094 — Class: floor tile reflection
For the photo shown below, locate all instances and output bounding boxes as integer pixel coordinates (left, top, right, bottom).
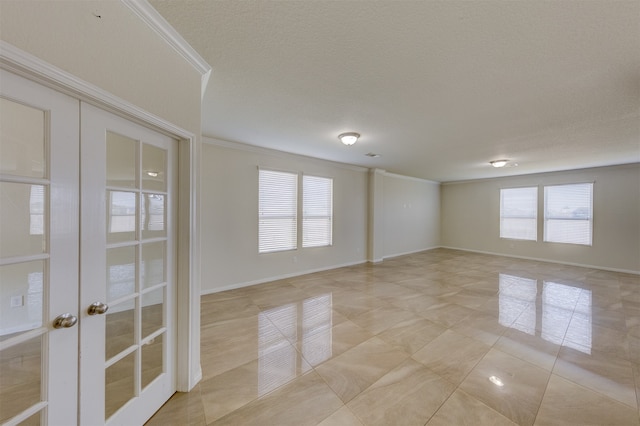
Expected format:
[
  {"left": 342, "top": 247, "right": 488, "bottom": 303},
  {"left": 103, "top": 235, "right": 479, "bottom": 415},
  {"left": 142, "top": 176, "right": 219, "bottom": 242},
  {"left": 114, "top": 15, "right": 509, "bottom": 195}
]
[{"left": 147, "top": 249, "right": 640, "bottom": 425}]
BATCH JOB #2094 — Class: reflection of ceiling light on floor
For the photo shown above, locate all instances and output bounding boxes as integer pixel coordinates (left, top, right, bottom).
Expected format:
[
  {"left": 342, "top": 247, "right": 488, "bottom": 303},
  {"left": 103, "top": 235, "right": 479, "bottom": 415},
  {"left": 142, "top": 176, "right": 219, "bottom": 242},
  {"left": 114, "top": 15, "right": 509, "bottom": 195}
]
[{"left": 489, "top": 375, "right": 504, "bottom": 387}]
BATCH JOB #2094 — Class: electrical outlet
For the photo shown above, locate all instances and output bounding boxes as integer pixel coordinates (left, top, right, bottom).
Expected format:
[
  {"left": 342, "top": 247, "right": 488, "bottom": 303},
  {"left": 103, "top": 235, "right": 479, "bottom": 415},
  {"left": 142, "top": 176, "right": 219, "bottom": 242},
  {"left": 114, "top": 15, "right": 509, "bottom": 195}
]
[{"left": 10, "top": 295, "right": 24, "bottom": 308}]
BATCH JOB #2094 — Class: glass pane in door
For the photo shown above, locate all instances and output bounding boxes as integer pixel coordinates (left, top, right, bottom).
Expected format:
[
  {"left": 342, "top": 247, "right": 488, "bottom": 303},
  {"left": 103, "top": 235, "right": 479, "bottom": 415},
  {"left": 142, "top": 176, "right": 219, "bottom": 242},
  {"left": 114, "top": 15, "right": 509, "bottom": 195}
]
[
  {"left": 0, "top": 96, "right": 49, "bottom": 426},
  {"left": 105, "top": 300, "right": 135, "bottom": 361},
  {"left": 141, "top": 334, "right": 163, "bottom": 389},
  {"left": 103, "top": 130, "right": 171, "bottom": 421},
  {"left": 0, "top": 97, "right": 45, "bottom": 178},
  {"left": 106, "top": 132, "right": 137, "bottom": 189},
  {"left": 0, "top": 335, "right": 43, "bottom": 423},
  {"left": 17, "top": 411, "right": 41, "bottom": 426},
  {"left": 106, "top": 246, "right": 136, "bottom": 302},
  {"left": 105, "top": 351, "right": 135, "bottom": 420},
  {"left": 0, "top": 183, "right": 46, "bottom": 258},
  {"left": 0, "top": 261, "right": 44, "bottom": 339},
  {"left": 141, "top": 193, "right": 166, "bottom": 239},
  {"left": 141, "top": 242, "right": 165, "bottom": 289},
  {"left": 142, "top": 143, "right": 166, "bottom": 192},
  {"left": 141, "top": 287, "right": 164, "bottom": 339},
  {"left": 107, "top": 191, "right": 137, "bottom": 244}
]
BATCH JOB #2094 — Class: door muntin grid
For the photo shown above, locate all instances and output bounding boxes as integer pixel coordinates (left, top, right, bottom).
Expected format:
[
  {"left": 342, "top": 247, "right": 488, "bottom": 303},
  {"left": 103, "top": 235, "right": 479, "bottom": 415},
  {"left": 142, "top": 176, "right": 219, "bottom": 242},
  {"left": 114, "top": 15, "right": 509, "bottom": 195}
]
[
  {"left": 104, "top": 133, "right": 168, "bottom": 421},
  {"left": 0, "top": 96, "right": 50, "bottom": 425}
]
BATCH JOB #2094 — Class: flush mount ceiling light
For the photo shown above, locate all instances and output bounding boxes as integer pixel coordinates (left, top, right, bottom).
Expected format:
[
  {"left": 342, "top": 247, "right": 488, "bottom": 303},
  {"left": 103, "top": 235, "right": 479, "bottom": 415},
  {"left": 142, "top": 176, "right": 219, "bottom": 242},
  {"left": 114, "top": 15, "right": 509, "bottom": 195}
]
[
  {"left": 146, "top": 171, "right": 159, "bottom": 177},
  {"left": 489, "top": 159, "right": 509, "bottom": 168},
  {"left": 338, "top": 132, "right": 360, "bottom": 146}
]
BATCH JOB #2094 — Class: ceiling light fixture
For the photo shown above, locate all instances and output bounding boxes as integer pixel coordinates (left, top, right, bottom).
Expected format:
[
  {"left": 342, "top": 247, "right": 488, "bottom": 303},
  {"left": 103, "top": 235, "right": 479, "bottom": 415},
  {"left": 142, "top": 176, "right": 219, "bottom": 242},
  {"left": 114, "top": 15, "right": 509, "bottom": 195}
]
[
  {"left": 338, "top": 132, "right": 360, "bottom": 146},
  {"left": 489, "top": 159, "right": 508, "bottom": 168},
  {"left": 146, "top": 171, "right": 159, "bottom": 177}
]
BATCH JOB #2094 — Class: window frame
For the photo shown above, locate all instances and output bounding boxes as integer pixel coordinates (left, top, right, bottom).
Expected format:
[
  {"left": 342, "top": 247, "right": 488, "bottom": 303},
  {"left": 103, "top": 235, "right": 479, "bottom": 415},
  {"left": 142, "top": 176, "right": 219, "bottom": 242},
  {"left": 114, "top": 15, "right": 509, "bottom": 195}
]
[
  {"left": 258, "top": 168, "right": 298, "bottom": 254},
  {"left": 543, "top": 182, "right": 594, "bottom": 246},
  {"left": 499, "top": 186, "right": 538, "bottom": 241},
  {"left": 302, "top": 174, "right": 333, "bottom": 248}
]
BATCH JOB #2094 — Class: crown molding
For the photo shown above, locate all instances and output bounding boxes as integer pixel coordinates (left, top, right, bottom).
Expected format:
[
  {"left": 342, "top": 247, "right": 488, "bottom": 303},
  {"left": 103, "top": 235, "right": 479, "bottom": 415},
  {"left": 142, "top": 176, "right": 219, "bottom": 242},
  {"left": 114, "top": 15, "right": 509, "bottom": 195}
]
[
  {"left": 382, "top": 171, "right": 440, "bottom": 185},
  {"left": 122, "top": 0, "right": 212, "bottom": 99},
  {"left": 441, "top": 162, "right": 640, "bottom": 186},
  {"left": 0, "top": 40, "right": 193, "bottom": 140},
  {"left": 204, "top": 136, "right": 369, "bottom": 173}
]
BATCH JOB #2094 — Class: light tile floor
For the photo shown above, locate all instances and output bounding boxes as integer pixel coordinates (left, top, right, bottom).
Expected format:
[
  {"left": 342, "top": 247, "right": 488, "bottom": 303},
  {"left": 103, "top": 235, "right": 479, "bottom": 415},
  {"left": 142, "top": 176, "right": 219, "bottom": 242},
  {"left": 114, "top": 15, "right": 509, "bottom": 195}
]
[{"left": 147, "top": 248, "right": 640, "bottom": 425}]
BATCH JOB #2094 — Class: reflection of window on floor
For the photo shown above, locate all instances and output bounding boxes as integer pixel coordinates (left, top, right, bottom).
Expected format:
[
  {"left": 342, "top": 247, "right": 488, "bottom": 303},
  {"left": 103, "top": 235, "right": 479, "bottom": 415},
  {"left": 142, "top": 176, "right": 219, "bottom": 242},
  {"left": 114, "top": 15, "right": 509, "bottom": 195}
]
[
  {"left": 563, "top": 289, "right": 592, "bottom": 353},
  {"left": 301, "top": 294, "right": 332, "bottom": 366},
  {"left": 541, "top": 281, "right": 582, "bottom": 346},
  {"left": 258, "top": 294, "right": 332, "bottom": 396},
  {"left": 258, "top": 303, "right": 298, "bottom": 396},
  {"left": 499, "top": 274, "right": 537, "bottom": 333},
  {"left": 499, "top": 274, "right": 592, "bottom": 354}
]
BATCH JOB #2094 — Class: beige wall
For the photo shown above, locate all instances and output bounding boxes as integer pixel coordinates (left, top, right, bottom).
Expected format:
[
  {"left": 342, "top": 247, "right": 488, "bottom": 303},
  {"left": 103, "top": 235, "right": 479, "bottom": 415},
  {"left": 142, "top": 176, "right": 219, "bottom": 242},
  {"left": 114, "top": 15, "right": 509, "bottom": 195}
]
[
  {"left": 201, "top": 139, "right": 369, "bottom": 293},
  {"left": 382, "top": 173, "right": 441, "bottom": 258},
  {"left": 441, "top": 164, "right": 640, "bottom": 273},
  {"left": 0, "top": 0, "right": 202, "bottom": 135},
  {"left": 201, "top": 141, "right": 444, "bottom": 292}
]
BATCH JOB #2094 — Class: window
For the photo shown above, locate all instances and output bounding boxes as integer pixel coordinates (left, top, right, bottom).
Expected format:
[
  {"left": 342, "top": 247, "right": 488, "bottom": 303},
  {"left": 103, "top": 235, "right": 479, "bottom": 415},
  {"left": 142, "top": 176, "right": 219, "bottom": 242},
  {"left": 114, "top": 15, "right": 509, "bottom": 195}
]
[
  {"left": 258, "top": 169, "right": 297, "bottom": 253},
  {"left": 544, "top": 183, "right": 593, "bottom": 246},
  {"left": 500, "top": 187, "right": 537, "bottom": 240},
  {"left": 303, "top": 175, "right": 333, "bottom": 248}
]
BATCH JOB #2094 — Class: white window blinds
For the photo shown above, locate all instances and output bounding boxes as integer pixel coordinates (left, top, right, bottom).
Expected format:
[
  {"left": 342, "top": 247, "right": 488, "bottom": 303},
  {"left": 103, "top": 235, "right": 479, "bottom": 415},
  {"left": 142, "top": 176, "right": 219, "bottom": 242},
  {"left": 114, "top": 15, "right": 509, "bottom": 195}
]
[
  {"left": 303, "top": 175, "right": 333, "bottom": 248},
  {"left": 544, "top": 183, "right": 593, "bottom": 246},
  {"left": 500, "top": 187, "right": 537, "bottom": 241},
  {"left": 258, "top": 169, "right": 298, "bottom": 253}
]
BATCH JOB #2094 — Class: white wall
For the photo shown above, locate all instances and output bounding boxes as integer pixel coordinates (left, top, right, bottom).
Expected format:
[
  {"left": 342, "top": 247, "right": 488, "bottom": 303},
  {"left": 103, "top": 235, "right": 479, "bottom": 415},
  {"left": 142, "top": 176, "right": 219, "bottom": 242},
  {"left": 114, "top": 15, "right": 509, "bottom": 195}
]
[
  {"left": 441, "top": 164, "right": 640, "bottom": 273},
  {"left": 201, "top": 139, "right": 369, "bottom": 293},
  {"left": 382, "top": 173, "right": 441, "bottom": 258}
]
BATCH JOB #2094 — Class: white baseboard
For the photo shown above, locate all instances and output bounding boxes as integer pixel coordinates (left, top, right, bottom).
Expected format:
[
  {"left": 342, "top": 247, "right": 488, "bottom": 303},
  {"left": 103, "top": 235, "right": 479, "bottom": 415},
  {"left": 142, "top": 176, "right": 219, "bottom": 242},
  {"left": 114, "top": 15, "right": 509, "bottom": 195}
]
[
  {"left": 383, "top": 245, "right": 441, "bottom": 260},
  {"left": 440, "top": 246, "right": 640, "bottom": 275},
  {"left": 201, "top": 245, "right": 639, "bottom": 297},
  {"left": 200, "top": 260, "right": 368, "bottom": 295}
]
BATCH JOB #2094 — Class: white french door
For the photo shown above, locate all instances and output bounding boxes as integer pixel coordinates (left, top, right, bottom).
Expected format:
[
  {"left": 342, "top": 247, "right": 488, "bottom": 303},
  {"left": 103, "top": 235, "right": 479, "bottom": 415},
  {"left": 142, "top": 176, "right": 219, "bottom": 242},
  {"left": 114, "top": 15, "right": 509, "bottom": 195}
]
[
  {"left": 0, "top": 68, "right": 80, "bottom": 426},
  {"left": 0, "top": 70, "right": 176, "bottom": 426},
  {"left": 80, "top": 103, "right": 176, "bottom": 426}
]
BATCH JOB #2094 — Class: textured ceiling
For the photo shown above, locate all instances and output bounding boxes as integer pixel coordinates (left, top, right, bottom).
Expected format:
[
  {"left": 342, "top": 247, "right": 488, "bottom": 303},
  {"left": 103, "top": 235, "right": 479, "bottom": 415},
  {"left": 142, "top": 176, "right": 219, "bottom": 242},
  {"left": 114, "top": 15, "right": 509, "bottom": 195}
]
[{"left": 150, "top": 0, "right": 640, "bottom": 182}]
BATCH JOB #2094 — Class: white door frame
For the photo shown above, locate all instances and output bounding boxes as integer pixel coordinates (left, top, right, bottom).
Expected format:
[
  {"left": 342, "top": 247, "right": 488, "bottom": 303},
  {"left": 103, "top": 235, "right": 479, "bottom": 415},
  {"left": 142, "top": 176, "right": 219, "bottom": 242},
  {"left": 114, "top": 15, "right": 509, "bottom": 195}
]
[{"left": 0, "top": 41, "right": 202, "bottom": 392}]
